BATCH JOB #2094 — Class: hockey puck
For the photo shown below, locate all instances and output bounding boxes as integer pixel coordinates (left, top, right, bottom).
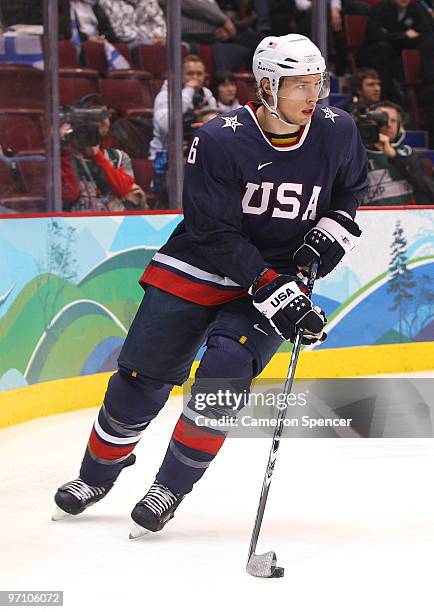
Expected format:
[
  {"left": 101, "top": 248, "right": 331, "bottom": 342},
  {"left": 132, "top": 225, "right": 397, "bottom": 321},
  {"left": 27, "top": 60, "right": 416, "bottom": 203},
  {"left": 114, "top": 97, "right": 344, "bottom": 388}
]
[{"left": 272, "top": 566, "right": 284, "bottom": 578}]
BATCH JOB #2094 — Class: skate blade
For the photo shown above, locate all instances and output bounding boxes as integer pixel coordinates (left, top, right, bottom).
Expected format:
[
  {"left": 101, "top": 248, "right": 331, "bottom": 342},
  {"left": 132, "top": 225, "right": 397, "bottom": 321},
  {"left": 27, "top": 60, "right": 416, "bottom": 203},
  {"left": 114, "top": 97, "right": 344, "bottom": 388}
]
[
  {"left": 129, "top": 520, "right": 152, "bottom": 540},
  {"left": 51, "top": 506, "right": 74, "bottom": 522}
]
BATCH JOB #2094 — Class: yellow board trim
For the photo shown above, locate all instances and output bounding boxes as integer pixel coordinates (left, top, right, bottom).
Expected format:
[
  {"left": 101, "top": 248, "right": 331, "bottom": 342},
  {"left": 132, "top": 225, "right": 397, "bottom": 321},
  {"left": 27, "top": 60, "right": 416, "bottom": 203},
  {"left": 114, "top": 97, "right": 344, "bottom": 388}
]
[{"left": 0, "top": 342, "right": 432, "bottom": 429}]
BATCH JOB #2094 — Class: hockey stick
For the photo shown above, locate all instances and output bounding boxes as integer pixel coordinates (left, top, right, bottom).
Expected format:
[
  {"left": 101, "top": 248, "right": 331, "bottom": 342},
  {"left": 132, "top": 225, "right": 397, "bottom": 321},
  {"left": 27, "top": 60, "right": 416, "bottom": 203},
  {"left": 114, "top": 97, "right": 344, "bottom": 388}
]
[{"left": 246, "top": 260, "right": 319, "bottom": 578}]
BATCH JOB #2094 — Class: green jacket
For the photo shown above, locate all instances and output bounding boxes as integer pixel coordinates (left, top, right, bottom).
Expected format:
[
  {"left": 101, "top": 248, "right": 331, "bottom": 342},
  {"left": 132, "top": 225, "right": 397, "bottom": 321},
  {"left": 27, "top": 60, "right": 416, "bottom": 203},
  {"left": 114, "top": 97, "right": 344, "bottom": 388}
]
[{"left": 366, "top": 145, "right": 434, "bottom": 206}]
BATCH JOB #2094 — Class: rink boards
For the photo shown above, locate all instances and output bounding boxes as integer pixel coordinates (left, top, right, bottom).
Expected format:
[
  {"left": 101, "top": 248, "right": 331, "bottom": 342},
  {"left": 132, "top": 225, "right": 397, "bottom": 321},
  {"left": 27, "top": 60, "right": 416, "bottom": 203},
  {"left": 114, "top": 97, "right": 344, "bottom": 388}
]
[{"left": 0, "top": 207, "right": 433, "bottom": 427}]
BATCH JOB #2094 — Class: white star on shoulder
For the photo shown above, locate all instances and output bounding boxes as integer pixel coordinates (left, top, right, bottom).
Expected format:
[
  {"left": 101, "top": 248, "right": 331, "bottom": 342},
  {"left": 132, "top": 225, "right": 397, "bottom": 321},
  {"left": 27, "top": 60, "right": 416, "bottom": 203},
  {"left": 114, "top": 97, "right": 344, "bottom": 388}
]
[
  {"left": 221, "top": 115, "right": 243, "bottom": 132},
  {"left": 321, "top": 107, "right": 340, "bottom": 123}
]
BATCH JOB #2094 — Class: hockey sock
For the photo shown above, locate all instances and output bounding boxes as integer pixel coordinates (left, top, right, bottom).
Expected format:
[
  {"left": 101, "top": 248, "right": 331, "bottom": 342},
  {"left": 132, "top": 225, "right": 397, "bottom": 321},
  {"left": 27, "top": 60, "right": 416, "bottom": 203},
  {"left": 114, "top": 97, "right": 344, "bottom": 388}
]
[
  {"left": 156, "top": 335, "right": 254, "bottom": 494},
  {"left": 80, "top": 369, "right": 172, "bottom": 486}
]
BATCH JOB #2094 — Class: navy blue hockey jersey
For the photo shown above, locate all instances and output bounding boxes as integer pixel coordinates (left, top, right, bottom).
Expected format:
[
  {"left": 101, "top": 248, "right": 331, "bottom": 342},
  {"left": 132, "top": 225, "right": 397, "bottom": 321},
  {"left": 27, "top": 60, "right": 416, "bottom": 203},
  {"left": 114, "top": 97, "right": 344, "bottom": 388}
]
[{"left": 141, "top": 103, "right": 368, "bottom": 305}]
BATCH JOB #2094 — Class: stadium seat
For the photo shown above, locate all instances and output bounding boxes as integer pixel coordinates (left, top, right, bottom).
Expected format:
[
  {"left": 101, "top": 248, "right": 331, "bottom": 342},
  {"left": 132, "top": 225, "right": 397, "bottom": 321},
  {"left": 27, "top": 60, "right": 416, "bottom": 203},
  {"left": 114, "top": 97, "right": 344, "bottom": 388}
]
[
  {"left": 344, "top": 15, "right": 368, "bottom": 74},
  {"left": 137, "top": 44, "right": 188, "bottom": 76},
  {"left": 421, "top": 156, "right": 432, "bottom": 178},
  {"left": 0, "top": 196, "right": 45, "bottom": 213},
  {"left": 18, "top": 159, "right": 46, "bottom": 197},
  {"left": 131, "top": 158, "right": 157, "bottom": 207},
  {"left": 402, "top": 49, "right": 422, "bottom": 129},
  {"left": 196, "top": 44, "right": 214, "bottom": 82},
  {"left": 132, "top": 158, "right": 153, "bottom": 191},
  {"left": 99, "top": 78, "right": 153, "bottom": 117},
  {"left": 58, "top": 40, "right": 81, "bottom": 68},
  {"left": 83, "top": 40, "right": 152, "bottom": 81},
  {"left": 0, "top": 111, "right": 44, "bottom": 155},
  {"left": 0, "top": 65, "right": 44, "bottom": 109},
  {"left": 59, "top": 74, "right": 99, "bottom": 106},
  {"left": 58, "top": 41, "right": 99, "bottom": 78},
  {"left": 233, "top": 70, "right": 254, "bottom": 81},
  {"left": 0, "top": 158, "right": 45, "bottom": 212},
  {"left": 0, "top": 159, "right": 20, "bottom": 197},
  {"left": 423, "top": 150, "right": 434, "bottom": 165},
  {"left": 235, "top": 77, "right": 257, "bottom": 105},
  {"left": 402, "top": 49, "right": 421, "bottom": 84},
  {"left": 82, "top": 40, "right": 107, "bottom": 74},
  {"left": 113, "top": 43, "right": 133, "bottom": 65}
]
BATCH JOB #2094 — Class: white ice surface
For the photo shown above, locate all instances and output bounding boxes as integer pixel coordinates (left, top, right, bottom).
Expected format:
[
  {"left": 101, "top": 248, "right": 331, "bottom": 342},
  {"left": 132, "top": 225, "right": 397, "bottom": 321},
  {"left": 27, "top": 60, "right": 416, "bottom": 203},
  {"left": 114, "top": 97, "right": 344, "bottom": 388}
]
[{"left": 1, "top": 386, "right": 434, "bottom": 612}]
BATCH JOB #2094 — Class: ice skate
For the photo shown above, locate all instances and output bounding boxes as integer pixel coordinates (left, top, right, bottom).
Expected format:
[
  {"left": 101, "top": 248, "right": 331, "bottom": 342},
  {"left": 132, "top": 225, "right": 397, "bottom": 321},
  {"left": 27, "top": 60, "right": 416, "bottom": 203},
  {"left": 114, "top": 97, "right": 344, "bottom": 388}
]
[
  {"left": 129, "top": 480, "right": 185, "bottom": 539},
  {"left": 52, "top": 453, "right": 136, "bottom": 521}
]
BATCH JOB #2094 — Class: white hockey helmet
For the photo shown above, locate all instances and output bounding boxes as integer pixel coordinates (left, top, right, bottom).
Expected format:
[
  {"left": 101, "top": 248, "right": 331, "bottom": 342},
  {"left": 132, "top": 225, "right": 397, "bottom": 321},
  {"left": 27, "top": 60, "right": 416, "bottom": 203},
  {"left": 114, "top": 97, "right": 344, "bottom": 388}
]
[{"left": 252, "top": 34, "right": 330, "bottom": 119}]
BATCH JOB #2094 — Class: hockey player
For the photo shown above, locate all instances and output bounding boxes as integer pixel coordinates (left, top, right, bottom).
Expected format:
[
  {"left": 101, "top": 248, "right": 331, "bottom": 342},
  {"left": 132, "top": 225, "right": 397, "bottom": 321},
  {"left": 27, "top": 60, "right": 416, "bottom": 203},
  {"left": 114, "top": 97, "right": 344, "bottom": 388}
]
[{"left": 53, "top": 34, "right": 368, "bottom": 536}]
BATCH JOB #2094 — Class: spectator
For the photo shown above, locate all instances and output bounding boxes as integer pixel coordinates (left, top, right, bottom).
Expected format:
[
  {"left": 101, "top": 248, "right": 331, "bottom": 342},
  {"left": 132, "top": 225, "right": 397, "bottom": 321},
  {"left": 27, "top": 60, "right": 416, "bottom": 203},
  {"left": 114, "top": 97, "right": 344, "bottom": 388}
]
[
  {"left": 149, "top": 54, "right": 217, "bottom": 207},
  {"left": 97, "top": 0, "right": 166, "bottom": 48},
  {"left": 336, "top": 68, "right": 382, "bottom": 113},
  {"left": 364, "top": 101, "right": 434, "bottom": 206},
  {"left": 213, "top": 70, "right": 242, "bottom": 111},
  {"left": 0, "top": 0, "right": 118, "bottom": 44},
  {"left": 158, "top": 0, "right": 261, "bottom": 71},
  {"left": 357, "top": 0, "right": 434, "bottom": 102},
  {"left": 58, "top": 0, "right": 117, "bottom": 43},
  {"left": 342, "top": 0, "right": 371, "bottom": 15},
  {"left": 292, "top": 0, "right": 346, "bottom": 71},
  {"left": 61, "top": 95, "right": 147, "bottom": 211},
  {"left": 218, "top": 0, "right": 272, "bottom": 33},
  {"left": 0, "top": 1, "right": 43, "bottom": 27},
  {"left": 293, "top": 0, "right": 344, "bottom": 33},
  {"left": 149, "top": 54, "right": 217, "bottom": 160}
]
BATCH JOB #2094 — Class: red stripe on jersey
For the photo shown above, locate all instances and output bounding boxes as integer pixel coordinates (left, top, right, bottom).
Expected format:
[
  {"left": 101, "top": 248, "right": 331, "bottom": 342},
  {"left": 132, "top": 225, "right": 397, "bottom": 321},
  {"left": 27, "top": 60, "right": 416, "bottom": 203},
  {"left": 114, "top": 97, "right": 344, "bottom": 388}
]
[
  {"left": 140, "top": 264, "right": 247, "bottom": 306},
  {"left": 172, "top": 417, "right": 225, "bottom": 455},
  {"left": 88, "top": 429, "right": 136, "bottom": 461}
]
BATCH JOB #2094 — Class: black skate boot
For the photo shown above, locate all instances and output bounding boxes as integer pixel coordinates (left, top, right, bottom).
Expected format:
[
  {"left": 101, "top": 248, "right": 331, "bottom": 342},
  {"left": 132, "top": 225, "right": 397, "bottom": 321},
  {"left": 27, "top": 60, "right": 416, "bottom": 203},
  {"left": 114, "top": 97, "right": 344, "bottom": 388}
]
[
  {"left": 52, "top": 453, "right": 136, "bottom": 520},
  {"left": 129, "top": 480, "right": 185, "bottom": 539}
]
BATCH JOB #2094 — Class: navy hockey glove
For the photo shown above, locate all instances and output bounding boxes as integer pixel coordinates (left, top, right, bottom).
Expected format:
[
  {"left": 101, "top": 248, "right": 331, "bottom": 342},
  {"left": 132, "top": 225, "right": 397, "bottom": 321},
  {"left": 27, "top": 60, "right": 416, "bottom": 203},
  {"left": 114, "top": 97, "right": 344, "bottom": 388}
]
[
  {"left": 293, "top": 211, "right": 362, "bottom": 278},
  {"left": 251, "top": 272, "right": 327, "bottom": 344}
]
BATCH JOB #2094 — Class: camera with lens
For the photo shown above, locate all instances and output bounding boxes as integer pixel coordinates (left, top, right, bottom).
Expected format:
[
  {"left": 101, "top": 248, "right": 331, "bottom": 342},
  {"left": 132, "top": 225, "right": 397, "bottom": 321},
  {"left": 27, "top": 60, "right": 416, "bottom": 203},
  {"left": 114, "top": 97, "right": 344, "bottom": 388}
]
[
  {"left": 60, "top": 106, "right": 109, "bottom": 150},
  {"left": 353, "top": 108, "right": 389, "bottom": 149}
]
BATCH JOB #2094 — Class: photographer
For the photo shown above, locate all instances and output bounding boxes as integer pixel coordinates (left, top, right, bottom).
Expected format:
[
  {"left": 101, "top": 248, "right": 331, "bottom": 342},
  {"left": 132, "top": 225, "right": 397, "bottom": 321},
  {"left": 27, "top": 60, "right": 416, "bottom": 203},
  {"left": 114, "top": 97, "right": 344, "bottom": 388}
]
[
  {"left": 335, "top": 68, "right": 382, "bottom": 114},
  {"left": 149, "top": 54, "right": 217, "bottom": 207},
  {"left": 149, "top": 55, "right": 217, "bottom": 161},
  {"left": 361, "top": 101, "right": 434, "bottom": 206},
  {"left": 61, "top": 96, "right": 147, "bottom": 212}
]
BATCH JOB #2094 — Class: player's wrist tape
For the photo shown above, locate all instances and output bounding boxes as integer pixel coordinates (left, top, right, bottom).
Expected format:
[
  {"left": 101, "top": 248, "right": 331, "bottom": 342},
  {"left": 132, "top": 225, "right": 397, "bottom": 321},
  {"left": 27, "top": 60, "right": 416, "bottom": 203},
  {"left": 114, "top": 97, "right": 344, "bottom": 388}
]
[{"left": 248, "top": 267, "right": 279, "bottom": 295}]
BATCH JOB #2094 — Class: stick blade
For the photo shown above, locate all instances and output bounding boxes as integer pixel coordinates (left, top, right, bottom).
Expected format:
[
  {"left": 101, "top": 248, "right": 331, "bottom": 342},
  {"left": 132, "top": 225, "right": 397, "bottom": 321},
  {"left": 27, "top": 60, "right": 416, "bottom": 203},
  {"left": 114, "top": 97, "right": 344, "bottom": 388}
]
[{"left": 246, "top": 551, "right": 284, "bottom": 578}]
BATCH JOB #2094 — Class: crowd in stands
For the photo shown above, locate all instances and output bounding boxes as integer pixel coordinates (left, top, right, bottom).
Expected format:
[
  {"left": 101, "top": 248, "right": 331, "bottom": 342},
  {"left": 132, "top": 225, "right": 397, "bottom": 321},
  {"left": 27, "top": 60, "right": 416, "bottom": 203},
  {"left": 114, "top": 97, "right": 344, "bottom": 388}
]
[{"left": 0, "top": 0, "right": 432, "bottom": 213}]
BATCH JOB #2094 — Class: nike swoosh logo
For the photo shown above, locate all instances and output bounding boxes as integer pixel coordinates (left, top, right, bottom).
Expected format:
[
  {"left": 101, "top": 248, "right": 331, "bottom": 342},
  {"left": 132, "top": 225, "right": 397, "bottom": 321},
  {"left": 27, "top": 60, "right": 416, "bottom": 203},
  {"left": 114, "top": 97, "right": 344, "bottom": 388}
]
[
  {"left": 257, "top": 162, "right": 273, "bottom": 171},
  {"left": 253, "top": 323, "right": 268, "bottom": 336}
]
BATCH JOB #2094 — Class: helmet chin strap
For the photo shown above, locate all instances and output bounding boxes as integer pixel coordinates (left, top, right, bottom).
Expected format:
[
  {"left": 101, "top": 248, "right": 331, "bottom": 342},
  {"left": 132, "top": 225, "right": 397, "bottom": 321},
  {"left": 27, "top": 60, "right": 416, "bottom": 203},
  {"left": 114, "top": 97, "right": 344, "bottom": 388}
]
[{"left": 258, "top": 89, "right": 301, "bottom": 130}]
